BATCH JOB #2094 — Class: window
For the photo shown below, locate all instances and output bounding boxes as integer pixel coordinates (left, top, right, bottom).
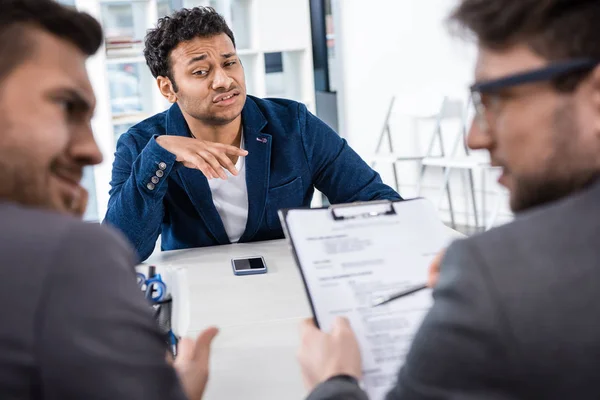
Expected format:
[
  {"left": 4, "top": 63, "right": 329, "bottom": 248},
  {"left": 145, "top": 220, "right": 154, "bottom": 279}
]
[
  {"left": 81, "top": 167, "right": 99, "bottom": 221},
  {"left": 265, "top": 52, "right": 285, "bottom": 98}
]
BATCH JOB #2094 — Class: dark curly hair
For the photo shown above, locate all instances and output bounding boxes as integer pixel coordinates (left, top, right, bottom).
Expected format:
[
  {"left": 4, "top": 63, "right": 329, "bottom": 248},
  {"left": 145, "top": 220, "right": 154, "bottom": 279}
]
[
  {"left": 144, "top": 7, "right": 236, "bottom": 91},
  {"left": 0, "top": 0, "right": 102, "bottom": 84}
]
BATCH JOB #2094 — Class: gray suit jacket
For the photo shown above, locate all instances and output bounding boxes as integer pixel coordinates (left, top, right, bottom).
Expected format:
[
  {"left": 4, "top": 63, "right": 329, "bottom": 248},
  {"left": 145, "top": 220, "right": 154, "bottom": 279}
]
[
  {"left": 308, "top": 178, "right": 600, "bottom": 400},
  {"left": 0, "top": 202, "right": 187, "bottom": 399}
]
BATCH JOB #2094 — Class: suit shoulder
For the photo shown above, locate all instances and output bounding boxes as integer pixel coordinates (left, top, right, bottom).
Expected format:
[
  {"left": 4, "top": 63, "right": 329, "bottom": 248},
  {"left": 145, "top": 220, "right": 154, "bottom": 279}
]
[
  {"left": 469, "top": 182, "right": 599, "bottom": 254},
  {"left": 456, "top": 182, "right": 600, "bottom": 297},
  {"left": 115, "top": 110, "right": 168, "bottom": 150},
  {"left": 248, "top": 95, "right": 306, "bottom": 118},
  {"left": 52, "top": 221, "right": 138, "bottom": 277},
  {"left": 1, "top": 203, "right": 80, "bottom": 246},
  {"left": 0, "top": 204, "right": 136, "bottom": 274}
]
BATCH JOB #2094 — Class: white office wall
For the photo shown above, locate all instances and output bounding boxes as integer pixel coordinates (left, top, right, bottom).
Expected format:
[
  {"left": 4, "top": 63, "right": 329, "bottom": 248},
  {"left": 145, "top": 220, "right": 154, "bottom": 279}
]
[
  {"left": 334, "top": 0, "right": 513, "bottom": 227},
  {"left": 255, "top": 0, "right": 312, "bottom": 51}
]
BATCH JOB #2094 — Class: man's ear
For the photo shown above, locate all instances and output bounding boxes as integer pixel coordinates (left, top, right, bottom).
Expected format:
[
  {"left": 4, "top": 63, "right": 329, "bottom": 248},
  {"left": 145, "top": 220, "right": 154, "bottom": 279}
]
[{"left": 157, "top": 76, "right": 177, "bottom": 103}]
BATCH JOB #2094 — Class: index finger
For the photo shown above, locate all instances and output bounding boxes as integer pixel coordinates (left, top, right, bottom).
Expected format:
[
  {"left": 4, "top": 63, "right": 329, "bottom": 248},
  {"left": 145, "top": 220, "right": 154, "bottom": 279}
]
[
  {"left": 427, "top": 249, "right": 446, "bottom": 288},
  {"left": 333, "top": 316, "right": 351, "bottom": 328},
  {"left": 173, "top": 337, "right": 194, "bottom": 365},
  {"left": 300, "top": 318, "right": 318, "bottom": 334},
  {"left": 194, "top": 326, "right": 219, "bottom": 366},
  {"left": 215, "top": 143, "right": 248, "bottom": 156}
]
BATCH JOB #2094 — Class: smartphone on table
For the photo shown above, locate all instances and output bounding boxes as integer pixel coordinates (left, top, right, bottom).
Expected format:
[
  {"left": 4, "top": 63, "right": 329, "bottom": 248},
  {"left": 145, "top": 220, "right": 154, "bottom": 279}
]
[{"left": 231, "top": 256, "right": 267, "bottom": 276}]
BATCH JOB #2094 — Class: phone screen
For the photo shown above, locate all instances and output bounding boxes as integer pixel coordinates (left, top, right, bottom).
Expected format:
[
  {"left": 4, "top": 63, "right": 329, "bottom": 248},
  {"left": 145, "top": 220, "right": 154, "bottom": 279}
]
[{"left": 233, "top": 257, "right": 266, "bottom": 271}]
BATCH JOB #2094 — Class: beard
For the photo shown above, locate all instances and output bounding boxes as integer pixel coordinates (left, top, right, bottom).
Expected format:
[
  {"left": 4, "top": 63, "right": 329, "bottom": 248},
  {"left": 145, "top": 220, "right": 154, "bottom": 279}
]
[
  {"left": 509, "top": 101, "right": 600, "bottom": 212},
  {"left": 0, "top": 110, "right": 59, "bottom": 212},
  {"left": 510, "top": 171, "right": 598, "bottom": 212},
  {"left": 0, "top": 147, "right": 56, "bottom": 211}
]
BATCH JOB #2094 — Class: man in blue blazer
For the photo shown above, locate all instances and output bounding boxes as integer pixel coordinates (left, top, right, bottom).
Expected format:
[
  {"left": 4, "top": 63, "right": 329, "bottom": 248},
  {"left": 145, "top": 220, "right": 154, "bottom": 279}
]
[{"left": 105, "top": 7, "right": 400, "bottom": 261}]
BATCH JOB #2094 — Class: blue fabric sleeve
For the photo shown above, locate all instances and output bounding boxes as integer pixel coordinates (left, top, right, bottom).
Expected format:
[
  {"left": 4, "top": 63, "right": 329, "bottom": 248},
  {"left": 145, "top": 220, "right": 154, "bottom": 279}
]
[
  {"left": 298, "top": 103, "right": 401, "bottom": 203},
  {"left": 104, "top": 133, "right": 178, "bottom": 261}
]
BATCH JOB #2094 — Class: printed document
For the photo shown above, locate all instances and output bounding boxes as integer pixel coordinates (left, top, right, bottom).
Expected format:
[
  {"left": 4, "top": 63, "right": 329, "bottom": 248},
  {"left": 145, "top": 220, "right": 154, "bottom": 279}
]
[{"left": 282, "top": 199, "right": 452, "bottom": 399}]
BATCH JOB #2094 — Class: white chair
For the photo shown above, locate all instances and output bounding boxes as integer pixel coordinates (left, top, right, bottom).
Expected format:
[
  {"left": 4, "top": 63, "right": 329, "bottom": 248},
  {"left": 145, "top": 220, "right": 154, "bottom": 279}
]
[
  {"left": 369, "top": 95, "right": 446, "bottom": 193},
  {"left": 370, "top": 94, "right": 504, "bottom": 231},
  {"left": 417, "top": 96, "right": 501, "bottom": 230}
]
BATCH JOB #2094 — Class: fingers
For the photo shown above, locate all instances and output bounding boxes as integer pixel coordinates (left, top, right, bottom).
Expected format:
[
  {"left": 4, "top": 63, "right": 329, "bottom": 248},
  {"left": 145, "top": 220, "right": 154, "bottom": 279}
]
[
  {"left": 331, "top": 317, "right": 355, "bottom": 339},
  {"left": 427, "top": 269, "right": 440, "bottom": 289},
  {"left": 199, "top": 151, "right": 228, "bottom": 180},
  {"left": 165, "top": 350, "right": 174, "bottom": 366},
  {"left": 300, "top": 318, "right": 318, "bottom": 335},
  {"left": 172, "top": 327, "right": 218, "bottom": 369},
  {"left": 300, "top": 317, "right": 351, "bottom": 336},
  {"left": 183, "top": 141, "right": 249, "bottom": 180},
  {"left": 208, "top": 149, "right": 238, "bottom": 176},
  {"left": 197, "top": 163, "right": 219, "bottom": 180},
  {"left": 184, "top": 157, "right": 221, "bottom": 180},
  {"left": 203, "top": 163, "right": 220, "bottom": 180},
  {"left": 332, "top": 316, "right": 351, "bottom": 331},
  {"left": 194, "top": 326, "right": 219, "bottom": 367},
  {"left": 173, "top": 337, "right": 195, "bottom": 366},
  {"left": 427, "top": 249, "right": 446, "bottom": 288},
  {"left": 219, "top": 144, "right": 248, "bottom": 157}
]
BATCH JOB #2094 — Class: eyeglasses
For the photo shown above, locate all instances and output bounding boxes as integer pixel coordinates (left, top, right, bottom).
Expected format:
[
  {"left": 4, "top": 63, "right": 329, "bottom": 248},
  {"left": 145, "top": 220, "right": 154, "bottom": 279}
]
[{"left": 470, "top": 58, "right": 600, "bottom": 132}]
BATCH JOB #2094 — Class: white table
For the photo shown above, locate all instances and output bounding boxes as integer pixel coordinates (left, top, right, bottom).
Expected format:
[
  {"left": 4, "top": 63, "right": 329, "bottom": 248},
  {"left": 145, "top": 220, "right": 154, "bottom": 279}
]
[
  {"left": 145, "top": 228, "right": 464, "bottom": 400},
  {"left": 146, "top": 240, "right": 311, "bottom": 400}
]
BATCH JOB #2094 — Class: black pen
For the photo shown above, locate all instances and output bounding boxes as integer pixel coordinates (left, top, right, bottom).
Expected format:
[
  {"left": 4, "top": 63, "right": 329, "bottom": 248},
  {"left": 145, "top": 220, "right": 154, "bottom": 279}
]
[{"left": 371, "top": 283, "right": 429, "bottom": 307}]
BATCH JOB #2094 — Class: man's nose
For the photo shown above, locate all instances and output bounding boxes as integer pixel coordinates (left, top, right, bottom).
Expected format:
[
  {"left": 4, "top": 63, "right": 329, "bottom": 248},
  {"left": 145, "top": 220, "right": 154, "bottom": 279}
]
[
  {"left": 212, "top": 67, "right": 233, "bottom": 90},
  {"left": 466, "top": 120, "right": 493, "bottom": 151},
  {"left": 70, "top": 123, "right": 103, "bottom": 166}
]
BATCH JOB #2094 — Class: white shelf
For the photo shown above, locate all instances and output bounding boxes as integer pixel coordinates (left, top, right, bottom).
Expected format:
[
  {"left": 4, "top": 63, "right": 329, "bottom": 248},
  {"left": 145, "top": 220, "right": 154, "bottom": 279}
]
[
  {"left": 113, "top": 113, "right": 152, "bottom": 125},
  {"left": 261, "top": 46, "right": 307, "bottom": 54},
  {"left": 106, "top": 54, "right": 146, "bottom": 64},
  {"left": 237, "top": 48, "right": 260, "bottom": 56}
]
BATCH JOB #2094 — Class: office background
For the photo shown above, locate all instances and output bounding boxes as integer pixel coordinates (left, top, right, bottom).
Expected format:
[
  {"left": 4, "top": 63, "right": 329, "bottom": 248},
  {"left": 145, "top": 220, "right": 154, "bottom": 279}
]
[{"left": 57, "top": 0, "right": 513, "bottom": 234}]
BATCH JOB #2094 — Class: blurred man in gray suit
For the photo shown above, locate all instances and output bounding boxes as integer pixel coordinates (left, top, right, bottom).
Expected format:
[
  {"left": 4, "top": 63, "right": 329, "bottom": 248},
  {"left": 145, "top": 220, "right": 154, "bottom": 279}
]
[
  {"left": 298, "top": 0, "right": 600, "bottom": 399},
  {"left": 0, "top": 1, "right": 217, "bottom": 399}
]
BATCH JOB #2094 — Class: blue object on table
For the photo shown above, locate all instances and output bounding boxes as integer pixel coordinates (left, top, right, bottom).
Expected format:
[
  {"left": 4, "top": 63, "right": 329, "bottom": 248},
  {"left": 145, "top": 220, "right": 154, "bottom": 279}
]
[
  {"left": 136, "top": 267, "right": 167, "bottom": 302},
  {"left": 137, "top": 266, "right": 178, "bottom": 357},
  {"left": 168, "top": 331, "right": 178, "bottom": 357}
]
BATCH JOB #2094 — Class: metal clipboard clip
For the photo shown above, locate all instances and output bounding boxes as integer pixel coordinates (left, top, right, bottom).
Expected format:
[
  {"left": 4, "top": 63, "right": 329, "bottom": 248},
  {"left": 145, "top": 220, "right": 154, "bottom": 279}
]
[{"left": 329, "top": 200, "right": 397, "bottom": 221}]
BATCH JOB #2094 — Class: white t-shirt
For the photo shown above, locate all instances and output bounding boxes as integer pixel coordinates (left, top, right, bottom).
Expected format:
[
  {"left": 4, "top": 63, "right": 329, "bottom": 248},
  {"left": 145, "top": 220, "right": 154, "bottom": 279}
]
[{"left": 208, "top": 133, "right": 249, "bottom": 243}]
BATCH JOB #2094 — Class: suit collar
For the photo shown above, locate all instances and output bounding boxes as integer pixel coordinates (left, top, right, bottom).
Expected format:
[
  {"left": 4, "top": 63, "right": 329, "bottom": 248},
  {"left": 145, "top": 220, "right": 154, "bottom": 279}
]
[
  {"left": 165, "top": 103, "right": 193, "bottom": 138},
  {"left": 239, "top": 97, "right": 271, "bottom": 241},
  {"left": 166, "top": 97, "right": 272, "bottom": 244},
  {"left": 166, "top": 103, "right": 229, "bottom": 243}
]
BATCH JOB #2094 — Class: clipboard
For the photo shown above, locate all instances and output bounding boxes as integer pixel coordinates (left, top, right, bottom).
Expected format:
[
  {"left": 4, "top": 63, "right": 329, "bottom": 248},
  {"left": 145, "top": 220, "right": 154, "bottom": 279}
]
[
  {"left": 278, "top": 198, "right": 451, "bottom": 399},
  {"left": 279, "top": 198, "right": 425, "bottom": 328}
]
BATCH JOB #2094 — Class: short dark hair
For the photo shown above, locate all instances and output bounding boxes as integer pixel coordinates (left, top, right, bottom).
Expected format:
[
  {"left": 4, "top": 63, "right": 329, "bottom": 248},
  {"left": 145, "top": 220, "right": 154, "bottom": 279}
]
[
  {"left": 450, "top": 0, "right": 600, "bottom": 91},
  {"left": 450, "top": 0, "right": 600, "bottom": 60},
  {"left": 0, "top": 0, "right": 103, "bottom": 83},
  {"left": 144, "top": 7, "right": 236, "bottom": 90}
]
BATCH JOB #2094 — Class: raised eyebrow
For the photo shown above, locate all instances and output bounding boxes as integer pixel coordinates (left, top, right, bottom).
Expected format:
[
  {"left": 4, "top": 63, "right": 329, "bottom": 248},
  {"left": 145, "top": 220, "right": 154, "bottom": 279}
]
[{"left": 188, "top": 54, "right": 208, "bottom": 65}]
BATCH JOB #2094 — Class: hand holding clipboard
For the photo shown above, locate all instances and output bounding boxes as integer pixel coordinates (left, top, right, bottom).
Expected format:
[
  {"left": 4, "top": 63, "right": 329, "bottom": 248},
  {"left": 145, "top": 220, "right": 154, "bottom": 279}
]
[{"left": 279, "top": 198, "right": 453, "bottom": 400}]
